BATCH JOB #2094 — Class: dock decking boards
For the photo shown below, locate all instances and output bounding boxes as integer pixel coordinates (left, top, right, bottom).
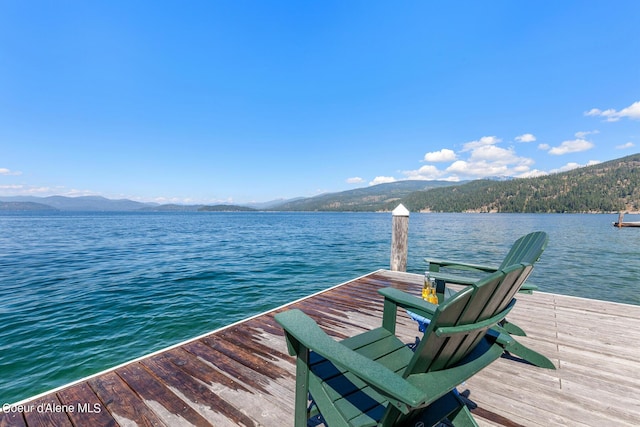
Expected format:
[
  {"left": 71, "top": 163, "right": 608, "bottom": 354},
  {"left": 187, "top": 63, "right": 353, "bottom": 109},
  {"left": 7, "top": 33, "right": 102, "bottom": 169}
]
[{"left": 2, "top": 270, "right": 639, "bottom": 426}]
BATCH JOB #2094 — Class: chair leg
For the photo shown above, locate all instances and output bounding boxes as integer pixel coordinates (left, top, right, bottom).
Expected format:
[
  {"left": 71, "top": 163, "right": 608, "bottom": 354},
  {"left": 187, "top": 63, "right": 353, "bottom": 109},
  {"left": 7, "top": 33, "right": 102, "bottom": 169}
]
[
  {"left": 294, "top": 351, "right": 311, "bottom": 427},
  {"left": 448, "top": 402, "right": 479, "bottom": 427},
  {"left": 489, "top": 328, "right": 556, "bottom": 369},
  {"left": 502, "top": 337, "right": 556, "bottom": 370},
  {"left": 500, "top": 319, "right": 527, "bottom": 336}
]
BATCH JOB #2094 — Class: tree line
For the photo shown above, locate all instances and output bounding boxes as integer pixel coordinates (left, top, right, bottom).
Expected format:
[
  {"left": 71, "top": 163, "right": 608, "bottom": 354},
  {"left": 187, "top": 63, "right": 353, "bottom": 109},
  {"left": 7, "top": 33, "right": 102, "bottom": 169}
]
[{"left": 393, "top": 154, "right": 640, "bottom": 213}]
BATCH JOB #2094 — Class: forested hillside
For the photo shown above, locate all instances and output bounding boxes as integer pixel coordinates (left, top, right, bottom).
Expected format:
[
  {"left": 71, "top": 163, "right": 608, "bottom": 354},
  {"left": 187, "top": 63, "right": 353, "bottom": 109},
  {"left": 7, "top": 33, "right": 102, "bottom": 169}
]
[
  {"left": 271, "top": 180, "right": 459, "bottom": 211},
  {"left": 395, "top": 153, "right": 640, "bottom": 213}
]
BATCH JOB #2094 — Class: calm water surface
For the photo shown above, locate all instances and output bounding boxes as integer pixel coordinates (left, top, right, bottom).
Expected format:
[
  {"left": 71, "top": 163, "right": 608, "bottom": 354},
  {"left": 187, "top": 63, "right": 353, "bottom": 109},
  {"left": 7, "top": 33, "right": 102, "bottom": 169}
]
[{"left": 1, "top": 211, "right": 638, "bottom": 403}]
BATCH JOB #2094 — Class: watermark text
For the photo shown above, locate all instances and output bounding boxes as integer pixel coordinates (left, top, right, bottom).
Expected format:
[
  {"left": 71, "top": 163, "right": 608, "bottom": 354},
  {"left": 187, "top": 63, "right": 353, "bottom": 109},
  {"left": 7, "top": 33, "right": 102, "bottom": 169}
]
[{"left": 2, "top": 402, "right": 102, "bottom": 414}]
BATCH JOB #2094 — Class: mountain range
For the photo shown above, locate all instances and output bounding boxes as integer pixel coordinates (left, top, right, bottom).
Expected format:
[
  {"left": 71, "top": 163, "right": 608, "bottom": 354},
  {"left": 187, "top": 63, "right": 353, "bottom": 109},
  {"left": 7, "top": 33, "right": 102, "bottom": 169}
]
[
  {"left": 269, "top": 180, "right": 460, "bottom": 211},
  {"left": 1, "top": 153, "right": 639, "bottom": 213},
  {"left": 0, "top": 196, "right": 153, "bottom": 211}
]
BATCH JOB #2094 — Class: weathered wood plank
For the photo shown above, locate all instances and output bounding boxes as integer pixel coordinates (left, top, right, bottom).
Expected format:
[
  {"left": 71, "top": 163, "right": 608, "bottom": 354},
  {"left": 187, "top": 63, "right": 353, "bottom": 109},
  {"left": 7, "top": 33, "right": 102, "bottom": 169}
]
[
  {"left": 555, "top": 295, "right": 640, "bottom": 319},
  {"left": 141, "top": 352, "right": 257, "bottom": 427},
  {"left": 21, "top": 396, "right": 72, "bottom": 427},
  {"left": 470, "top": 403, "right": 529, "bottom": 427},
  {"left": 187, "top": 337, "right": 297, "bottom": 425},
  {"left": 177, "top": 342, "right": 253, "bottom": 393},
  {"left": 117, "top": 363, "right": 212, "bottom": 427},
  {"left": 56, "top": 382, "right": 118, "bottom": 427},
  {"left": 186, "top": 338, "right": 296, "bottom": 416},
  {"left": 556, "top": 343, "right": 640, "bottom": 380},
  {"left": 88, "top": 370, "right": 167, "bottom": 427},
  {"left": 0, "top": 411, "right": 26, "bottom": 427},
  {"left": 468, "top": 369, "right": 619, "bottom": 427}
]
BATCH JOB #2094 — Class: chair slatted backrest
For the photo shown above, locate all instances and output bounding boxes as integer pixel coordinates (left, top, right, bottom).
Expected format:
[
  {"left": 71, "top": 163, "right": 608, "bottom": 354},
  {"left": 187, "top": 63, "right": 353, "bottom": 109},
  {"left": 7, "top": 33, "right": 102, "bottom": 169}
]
[
  {"left": 499, "top": 231, "right": 548, "bottom": 269},
  {"left": 402, "top": 263, "right": 527, "bottom": 376}
]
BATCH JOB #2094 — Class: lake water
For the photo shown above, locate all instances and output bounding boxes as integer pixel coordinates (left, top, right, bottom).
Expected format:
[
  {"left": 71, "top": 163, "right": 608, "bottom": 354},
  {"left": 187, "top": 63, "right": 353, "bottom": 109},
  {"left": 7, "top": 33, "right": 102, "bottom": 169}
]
[{"left": 1, "top": 211, "right": 639, "bottom": 404}]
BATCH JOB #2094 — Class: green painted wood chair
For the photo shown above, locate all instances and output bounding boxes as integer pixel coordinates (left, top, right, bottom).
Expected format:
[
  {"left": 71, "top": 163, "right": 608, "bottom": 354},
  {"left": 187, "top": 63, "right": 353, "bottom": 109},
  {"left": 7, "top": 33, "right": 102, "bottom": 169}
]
[
  {"left": 426, "top": 231, "right": 548, "bottom": 296},
  {"left": 425, "top": 231, "right": 553, "bottom": 368},
  {"left": 275, "top": 263, "right": 531, "bottom": 427}
]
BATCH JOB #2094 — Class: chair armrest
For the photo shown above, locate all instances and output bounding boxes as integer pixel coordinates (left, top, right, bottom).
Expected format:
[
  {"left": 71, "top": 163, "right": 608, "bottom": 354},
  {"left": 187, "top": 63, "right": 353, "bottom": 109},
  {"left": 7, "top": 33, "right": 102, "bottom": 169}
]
[
  {"left": 519, "top": 282, "right": 538, "bottom": 294},
  {"left": 425, "top": 257, "right": 499, "bottom": 273},
  {"left": 433, "top": 271, "right": 539, "bottom": 295},
  {"left": 274, "top": 309, "right": 426, "bottom": 408},
  {"left": 427, "top": 272, "right": 478, "bottom": 286},
  {"left": 378, "top": 287, "right": 437, "bottom": 320}
]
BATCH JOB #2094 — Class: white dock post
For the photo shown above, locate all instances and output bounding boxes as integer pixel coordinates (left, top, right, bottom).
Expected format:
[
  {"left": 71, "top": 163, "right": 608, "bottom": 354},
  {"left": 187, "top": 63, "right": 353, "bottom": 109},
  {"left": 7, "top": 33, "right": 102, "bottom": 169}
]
[{"left": 390, "top": 204, "right": 410, "bottom": 272}]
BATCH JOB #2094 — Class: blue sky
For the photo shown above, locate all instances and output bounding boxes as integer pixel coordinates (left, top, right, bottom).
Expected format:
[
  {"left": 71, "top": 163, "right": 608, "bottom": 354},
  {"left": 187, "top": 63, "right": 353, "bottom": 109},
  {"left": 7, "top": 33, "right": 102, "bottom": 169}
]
[{"left": 1, "top": 1, "right": 639, "bottom": 204}]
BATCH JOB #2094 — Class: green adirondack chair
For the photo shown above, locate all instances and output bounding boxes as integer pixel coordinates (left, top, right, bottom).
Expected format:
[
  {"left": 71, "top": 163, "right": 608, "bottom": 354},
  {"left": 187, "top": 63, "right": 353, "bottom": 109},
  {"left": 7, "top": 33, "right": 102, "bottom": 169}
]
[
  {"left": 275, "top": 263, "right": 531, "bottom": 427},
  {"left": 425, "top": 231, "right": 553, "bottom": 369},
  {"left": 426, "top": 231, "right": 549, "bottom": 296}
]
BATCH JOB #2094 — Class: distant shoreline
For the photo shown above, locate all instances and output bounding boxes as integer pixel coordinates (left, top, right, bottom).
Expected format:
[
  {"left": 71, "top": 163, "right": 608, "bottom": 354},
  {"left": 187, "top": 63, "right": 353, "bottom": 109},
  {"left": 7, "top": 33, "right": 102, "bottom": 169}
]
[{"left": 1, "top": 207, "right": 638, "bottom": 215}]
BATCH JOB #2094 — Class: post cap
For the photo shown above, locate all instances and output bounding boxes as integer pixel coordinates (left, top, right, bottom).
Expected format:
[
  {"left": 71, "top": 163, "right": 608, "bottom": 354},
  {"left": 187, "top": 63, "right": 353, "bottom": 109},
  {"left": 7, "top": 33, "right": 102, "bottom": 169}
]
[{"left": 392, "top": 204, "right": 410, "bottom": 217}]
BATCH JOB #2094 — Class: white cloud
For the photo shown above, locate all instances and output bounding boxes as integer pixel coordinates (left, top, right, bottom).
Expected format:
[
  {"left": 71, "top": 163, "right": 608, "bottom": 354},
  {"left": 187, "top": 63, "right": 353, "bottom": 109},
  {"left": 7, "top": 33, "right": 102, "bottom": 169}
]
[
  {"left": 550, "top": 160, "right": 601, "bottom": 174},
  {"left": 548, "top": 139, "right": 594, "bottom": 155},
  {"left": 585, "top": 101, "right": 640, "bottom": 122},
  {"left": 537, "top": 143, "right": 550, "bottom": 150},
  {"left": 346, "top": 177, "right": 364, "bottom": 184},
  {"left": 0, "top": 168, "right": 22, "bottom": 176},
  {"left": 445, "top": 159, "right": 507, "bottom": 178},
  {"left": 550, "top": 162, "right": 582, "bottom": 173},
  {"left": 515, "top": 133, "right": 536, "bottom": 143},
  {"left": 469, "top": 144, "right": 522, "bottom": 163},
  {"left": 616, "top": 142, "right": 635, "bottom": 150},
  {"left": 0, "top": 183, "right": 106, "bottom": 198},
  {"left": 0, "top": 184, "right": 55, "bottom": 195},
  {"left": 585, "top": 108, "right": 606, "bottom": 117},
  {"left": 403, "top": 164, "right": 444, "bottom": 180},
  {"left": 461, "top": 136, "right": 501, "bottom": 152},
  {"left": 154, "top": 196, "right": 189, "bottom": 204},
  {"left": 443, "top": 144, "right": 534, "bottom": 178},
  {"left": 423, "top": 149, "right": 456, "bottom": 162},
  {"left": 63, "top": 188, "right": 100, "bottom": 197},
  {"left": 575, "top": 130, "right": 599, "bottom": 139},
  {"left": 445, "top": 160, "right": 471, "bottom": 174},
  {"left": 403, "top": 136, "right": 537, "bottom": 181},
  {"left": 447, "top": 158, "right": 510, "bottom": 177},
  {"left": 369, "top": 176, "right": 396, "bottom": 185},
  {"left": 518, "top": 169, "right": 548, "bottom": 178}
]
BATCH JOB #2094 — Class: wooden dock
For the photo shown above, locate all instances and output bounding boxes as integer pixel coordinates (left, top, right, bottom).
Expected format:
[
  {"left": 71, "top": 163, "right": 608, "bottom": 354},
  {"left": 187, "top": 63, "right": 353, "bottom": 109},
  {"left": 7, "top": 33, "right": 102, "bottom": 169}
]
[
  {"left": 2, "top": 269, "right": 639, "bottom": 426},
  {"left": 613, "top": 212, "right": 640, "bottom": 227}
]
